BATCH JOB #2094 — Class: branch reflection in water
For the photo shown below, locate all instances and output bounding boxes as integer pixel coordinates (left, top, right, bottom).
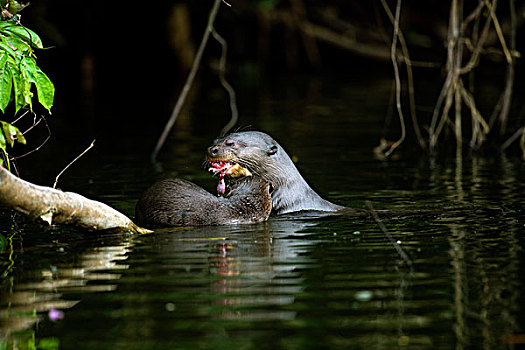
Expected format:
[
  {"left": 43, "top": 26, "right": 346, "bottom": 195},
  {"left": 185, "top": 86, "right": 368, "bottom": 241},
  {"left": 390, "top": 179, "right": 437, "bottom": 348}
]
[{"left": 430, "top": 155, "right": 523, "bottom": 349}]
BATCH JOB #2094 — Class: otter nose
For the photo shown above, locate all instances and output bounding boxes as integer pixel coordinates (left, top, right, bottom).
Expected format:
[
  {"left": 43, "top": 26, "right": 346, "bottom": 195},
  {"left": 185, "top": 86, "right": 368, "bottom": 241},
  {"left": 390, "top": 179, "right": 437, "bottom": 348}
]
[{"left": 208, "top": 146, "right": 219, "bottom": 156}]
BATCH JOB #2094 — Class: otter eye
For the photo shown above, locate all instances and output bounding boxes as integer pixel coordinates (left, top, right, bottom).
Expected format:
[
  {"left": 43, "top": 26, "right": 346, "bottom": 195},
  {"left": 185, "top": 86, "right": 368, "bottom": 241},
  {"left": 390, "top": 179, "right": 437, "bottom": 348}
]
[
  {"left": 267, "top": 144, "right": 278, "bottom": 155},
  {"left": 225, "top": 140, "right": 235, "bottom": 147}
]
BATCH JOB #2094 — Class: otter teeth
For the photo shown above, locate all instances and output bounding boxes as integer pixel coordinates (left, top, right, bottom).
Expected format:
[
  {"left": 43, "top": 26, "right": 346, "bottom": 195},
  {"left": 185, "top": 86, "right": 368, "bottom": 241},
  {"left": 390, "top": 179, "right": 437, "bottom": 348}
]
[
  {"left": 208, "top": 162, "right": 233, "bottom": 175},
  {"left": 208, "top": 162, "right": 252, "bottom": 177}
]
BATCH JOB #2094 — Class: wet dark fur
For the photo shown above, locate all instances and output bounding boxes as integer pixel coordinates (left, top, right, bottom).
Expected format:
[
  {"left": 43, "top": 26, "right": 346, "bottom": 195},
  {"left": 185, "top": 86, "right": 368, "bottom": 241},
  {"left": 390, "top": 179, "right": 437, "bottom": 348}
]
[{"left": 135, "top": 177, "right": 271, "bottom": 227}]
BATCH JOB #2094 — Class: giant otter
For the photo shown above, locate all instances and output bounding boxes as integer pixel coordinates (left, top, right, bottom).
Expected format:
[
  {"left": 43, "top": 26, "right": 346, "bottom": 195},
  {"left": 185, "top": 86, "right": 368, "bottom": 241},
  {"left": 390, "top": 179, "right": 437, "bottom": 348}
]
[
  {"left": 206, "top": 131, "right": 345, "bottom": 214},
  {"left": 135, "top": 177, "right": 272, "bottom": 227}
]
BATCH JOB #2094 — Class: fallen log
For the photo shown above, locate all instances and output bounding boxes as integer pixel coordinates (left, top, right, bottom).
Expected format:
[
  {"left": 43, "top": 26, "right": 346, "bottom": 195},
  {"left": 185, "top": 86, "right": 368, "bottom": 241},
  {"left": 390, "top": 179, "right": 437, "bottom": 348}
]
[{"left": 0, "top": 166, "right": 151, "bottom": 234}]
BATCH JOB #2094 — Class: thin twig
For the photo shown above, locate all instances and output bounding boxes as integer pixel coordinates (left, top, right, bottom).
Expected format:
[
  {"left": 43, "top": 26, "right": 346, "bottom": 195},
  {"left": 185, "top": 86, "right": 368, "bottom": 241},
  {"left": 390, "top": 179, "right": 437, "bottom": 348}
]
[
  {"left": 501, "top": 126, "right": 524, "bottom": 150},
  {"left": 211, "top": 28, "right": 239, "bottom": 136},
  {"left": 150, "top": 0, "right": 222, "bottom": 163},
  {"left": 384, "top": 0, "right": 406, "bottom": 158},
  {"left": 496, "top": 0, "right": 516, "bottom": 134},
  {"left": 453, "top": 0, "right": 464, "bottom": 150},
  {"left": 455, "top": 83, "right": 462, "bottom": 150},
  {"left": 430, "top": 0, "right": 461, "bottom": 151},
  {"left": 460, "top": 83, "right": 490, "bottom": 134},
  {"left": 11, "top": 109, "right": 31, "bottom": 125},
  {"left": 462, "top": 0, "right": 486, "bottom": 30},
  {"left": 432, "top": 83, "right": 455, "bottom": 148},
  {"left": 380, "top": 0, "right": 425, "bottom": 150},
  {"left": 53, "top": 140, "right": 95, "bottom": 189},
  {"left": 431, "top": 0, "right": 474, "bottom": 151},
  {"left": 429, "top": 72, "right": 453, "bottom": 152},
  {"left": 496, "top": 63, "right": 514, "bottom": 134},
  {"left": 521, "top": 129, "right": 525, "bottom": 160},
  {"left": 459, "top": 0, "right": 495, "bottom": 75},
  {"left": 488, "top": 91, "right": 505, "bottom": 127},
  {"left": 366, "top": 201, "right": 413, "bottom": 269},
  {"left": 12, "top": 115, "right": 52, "bottom": 160},
  {"left": 486, "top": 0, "right": 512, "bottom": 64}
]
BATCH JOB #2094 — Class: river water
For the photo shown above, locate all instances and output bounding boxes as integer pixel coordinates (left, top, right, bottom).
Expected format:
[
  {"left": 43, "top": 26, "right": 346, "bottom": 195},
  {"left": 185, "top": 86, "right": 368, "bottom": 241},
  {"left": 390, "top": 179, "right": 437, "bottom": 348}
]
[{"left": 1, "top": 73, "right": 524, "bottom": 349}]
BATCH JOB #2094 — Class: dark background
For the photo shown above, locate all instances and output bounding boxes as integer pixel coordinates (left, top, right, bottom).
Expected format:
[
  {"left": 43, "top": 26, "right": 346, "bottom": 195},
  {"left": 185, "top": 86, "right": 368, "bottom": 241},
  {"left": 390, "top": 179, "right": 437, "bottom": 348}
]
[{"left": 8, "top": 0, "right": 525, "bottom": 170}]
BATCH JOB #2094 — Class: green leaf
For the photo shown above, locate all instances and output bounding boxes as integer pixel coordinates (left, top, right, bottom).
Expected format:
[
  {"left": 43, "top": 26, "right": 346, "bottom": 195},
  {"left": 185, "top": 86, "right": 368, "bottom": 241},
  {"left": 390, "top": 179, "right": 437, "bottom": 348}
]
[
  {"left": 0, "top": 21, "right": 53, "bottom": 113},
  {"left": 0, "top": 53, "right": 6, "bottom": 66},
  {"left": 34, "top": 69, "right": 54, "bottom": 112},
  {"left": 20, "top": 56, "right": 53, "bottom": 112},
  {"left": 20, "top": 58, "right": 34, "bottom": 108},
  {"left": 18, "top": 130, "right": 26, "bottom": 145},
  {"left": 1, "top": 121, "right": 26, "bottom": 148},
  {"left": 0, "top": 38, "right": 18, "bottom": 59},
  {"left": 0, "top": 3, "right": 29, "bottom": 17},
  {"left": 0, "top": 123, "right": 6, "bottom": 151},
  {"left": 0, "top": 54, "right": 12, "bottom": 113},
  {"left": 0, "top": 22, "right": 43, "bottom": 49},
  {"left": 21, "top": 56, "right": 37, "bottom": 82},
  {"left": 8, "top": 64, "right": 26, "bottom": 114},
  {"left": 3, "top": 35, "right": 31, "bottom": 55}
]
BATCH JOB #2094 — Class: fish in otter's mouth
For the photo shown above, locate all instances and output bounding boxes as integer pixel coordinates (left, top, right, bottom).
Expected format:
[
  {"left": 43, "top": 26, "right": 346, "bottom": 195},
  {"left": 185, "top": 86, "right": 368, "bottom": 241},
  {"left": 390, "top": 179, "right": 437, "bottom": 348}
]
[{"left": 208, "top": 161, "right": 252, "bottom": 196}]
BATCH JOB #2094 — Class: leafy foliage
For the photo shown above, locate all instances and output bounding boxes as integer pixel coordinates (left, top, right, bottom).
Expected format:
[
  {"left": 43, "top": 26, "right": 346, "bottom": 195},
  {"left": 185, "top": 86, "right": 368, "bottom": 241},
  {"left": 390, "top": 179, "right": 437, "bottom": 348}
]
[
  {"left": 0, "top": 17, "right": 53, "bottom": 113},
  {"left": 0, "top": 14, "right": 54, "bottom": 165}
]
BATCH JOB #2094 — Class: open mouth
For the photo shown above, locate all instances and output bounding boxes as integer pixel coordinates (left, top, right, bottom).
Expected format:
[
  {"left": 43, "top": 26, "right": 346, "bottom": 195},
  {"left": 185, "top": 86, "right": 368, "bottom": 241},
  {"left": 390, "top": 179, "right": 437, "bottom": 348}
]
[{"left": 208, "top": 161, "right": 252, "bottom": 196}]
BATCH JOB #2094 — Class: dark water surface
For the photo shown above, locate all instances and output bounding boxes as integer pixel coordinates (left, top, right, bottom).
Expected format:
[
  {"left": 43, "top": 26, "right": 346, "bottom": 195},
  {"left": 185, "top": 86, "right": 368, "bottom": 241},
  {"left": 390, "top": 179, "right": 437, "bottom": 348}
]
[{"left": 1, "top": 74, "right": 525, "bottom": 349}]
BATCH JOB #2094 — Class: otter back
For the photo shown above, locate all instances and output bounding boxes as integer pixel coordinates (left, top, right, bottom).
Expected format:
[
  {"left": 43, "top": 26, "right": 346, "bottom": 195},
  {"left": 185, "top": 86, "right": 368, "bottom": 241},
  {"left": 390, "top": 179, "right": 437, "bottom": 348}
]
[{"left": 135, "top": 177, "right": 271, "bottom": 227}]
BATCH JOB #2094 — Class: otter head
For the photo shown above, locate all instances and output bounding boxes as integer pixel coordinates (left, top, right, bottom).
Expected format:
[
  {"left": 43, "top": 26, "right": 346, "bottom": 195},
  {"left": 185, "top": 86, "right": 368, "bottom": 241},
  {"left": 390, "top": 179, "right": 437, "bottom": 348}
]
[{"left": 206, "top": 131, "right": 282, "bottom": 195}]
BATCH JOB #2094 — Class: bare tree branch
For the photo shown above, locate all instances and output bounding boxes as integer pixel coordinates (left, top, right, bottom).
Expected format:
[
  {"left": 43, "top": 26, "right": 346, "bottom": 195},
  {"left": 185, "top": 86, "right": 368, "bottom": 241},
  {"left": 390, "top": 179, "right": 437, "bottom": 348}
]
[
  {"left": 211, "top": 28, "right": 239, "bottom": 137},
  {"left": 383, "top": 0, "right": 406, "bottom": 157},
  {"left": 151, "top": 0, "right": 223, "bottom": 163},
  {"left": 53, "top": 140, "right": 95, "bottom": 189}
]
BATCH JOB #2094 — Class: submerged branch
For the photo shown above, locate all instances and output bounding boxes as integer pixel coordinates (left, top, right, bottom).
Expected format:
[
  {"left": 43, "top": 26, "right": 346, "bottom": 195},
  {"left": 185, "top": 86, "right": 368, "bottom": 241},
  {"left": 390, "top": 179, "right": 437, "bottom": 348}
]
[{"left": 366, "top": 201, "right": 413, "bottom": 269}]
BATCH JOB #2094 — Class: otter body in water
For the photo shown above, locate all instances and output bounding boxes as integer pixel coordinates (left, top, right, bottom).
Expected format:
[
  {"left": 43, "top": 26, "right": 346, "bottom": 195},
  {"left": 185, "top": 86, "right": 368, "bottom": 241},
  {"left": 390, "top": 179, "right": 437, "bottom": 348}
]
[
  {"left": 207, "top": 131, "right": 345, "bottom": 215},
  {"left": 135, "top": 177, "right": 271, "bottom": 227}
]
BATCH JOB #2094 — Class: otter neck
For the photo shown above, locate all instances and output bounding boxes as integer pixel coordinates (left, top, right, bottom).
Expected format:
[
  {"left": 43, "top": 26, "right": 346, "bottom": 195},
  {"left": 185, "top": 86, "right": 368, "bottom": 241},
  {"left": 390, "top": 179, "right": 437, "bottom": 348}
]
[{"left": 265, "top": 152, "right": 342, "bottom": 215}]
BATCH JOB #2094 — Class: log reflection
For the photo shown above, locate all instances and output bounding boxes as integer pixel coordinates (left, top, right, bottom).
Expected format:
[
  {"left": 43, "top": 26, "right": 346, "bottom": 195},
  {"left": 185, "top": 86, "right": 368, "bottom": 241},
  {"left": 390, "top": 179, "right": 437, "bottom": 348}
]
[{"left": 0, "top": 239, "right": 132, "bottom": 343}]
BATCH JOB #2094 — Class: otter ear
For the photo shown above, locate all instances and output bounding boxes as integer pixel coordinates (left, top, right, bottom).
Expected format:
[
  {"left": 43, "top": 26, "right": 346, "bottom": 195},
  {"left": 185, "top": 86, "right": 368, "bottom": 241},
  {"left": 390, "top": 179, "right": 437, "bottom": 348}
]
[{"left": 267, "top": 144, "right": 278, "bottom": 155}]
